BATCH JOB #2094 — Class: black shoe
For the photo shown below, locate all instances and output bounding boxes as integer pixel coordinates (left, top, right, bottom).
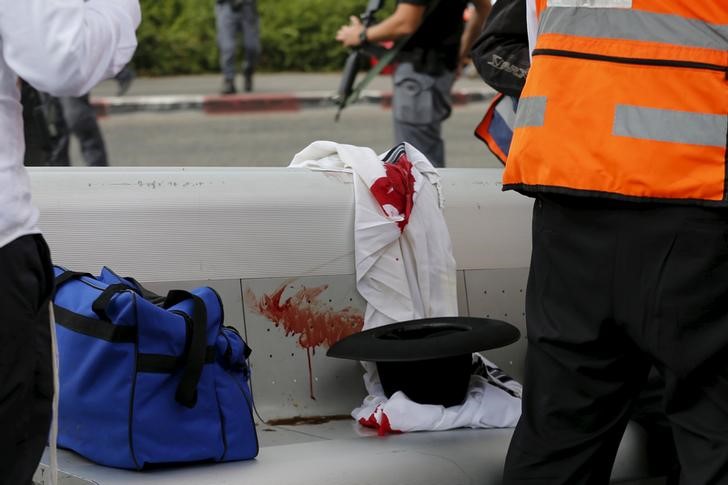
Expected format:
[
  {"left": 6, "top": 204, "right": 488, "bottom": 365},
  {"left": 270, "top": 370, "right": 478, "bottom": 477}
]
[
  {"left": 221, "top": 79, "right": 236, "bottom": 95},
  {"left": 243, "top": 74, "right": 253, "bottom": 93}
]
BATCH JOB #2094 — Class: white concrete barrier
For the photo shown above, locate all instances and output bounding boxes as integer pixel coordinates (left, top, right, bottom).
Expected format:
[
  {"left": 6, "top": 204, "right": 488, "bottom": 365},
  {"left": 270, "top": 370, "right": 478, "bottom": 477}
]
[{"left": 29, "top": 167, "right": 656, "bottom": 485}]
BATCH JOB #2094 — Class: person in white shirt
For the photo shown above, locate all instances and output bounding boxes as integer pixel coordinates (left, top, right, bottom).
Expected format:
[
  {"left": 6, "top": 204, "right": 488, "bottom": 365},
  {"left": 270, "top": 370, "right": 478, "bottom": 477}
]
[{"left": 0, "top": 1, "right": 140, "bottom": 482}]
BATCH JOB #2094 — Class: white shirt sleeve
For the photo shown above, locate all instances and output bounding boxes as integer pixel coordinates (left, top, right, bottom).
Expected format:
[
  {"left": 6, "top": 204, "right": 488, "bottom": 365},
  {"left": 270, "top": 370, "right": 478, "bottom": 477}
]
[
  {"left": 526, "top": 0, "right": 538, "bottom": 61},
  {"left": 0, "top": 0, "right": 141, "bottom": 96}
]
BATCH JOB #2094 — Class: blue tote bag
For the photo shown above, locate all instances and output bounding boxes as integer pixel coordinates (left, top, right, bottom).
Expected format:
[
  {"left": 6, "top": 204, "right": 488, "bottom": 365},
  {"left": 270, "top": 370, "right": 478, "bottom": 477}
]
[{"left": 52, "top": 266, "right": 259, "bottom": 469}]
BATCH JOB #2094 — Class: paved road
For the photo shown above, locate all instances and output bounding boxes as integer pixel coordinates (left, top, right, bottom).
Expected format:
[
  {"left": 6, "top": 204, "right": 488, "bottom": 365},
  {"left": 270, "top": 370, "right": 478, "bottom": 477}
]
[{"left": 77, "top": 103, "right": 502, "bottom": 168}]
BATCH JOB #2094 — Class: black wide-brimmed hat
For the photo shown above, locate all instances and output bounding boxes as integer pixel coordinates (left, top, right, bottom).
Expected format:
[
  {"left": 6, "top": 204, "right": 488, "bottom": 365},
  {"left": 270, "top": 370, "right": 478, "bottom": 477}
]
[{"left": 327, "top": 316, "right": 520, "bottom": 407}]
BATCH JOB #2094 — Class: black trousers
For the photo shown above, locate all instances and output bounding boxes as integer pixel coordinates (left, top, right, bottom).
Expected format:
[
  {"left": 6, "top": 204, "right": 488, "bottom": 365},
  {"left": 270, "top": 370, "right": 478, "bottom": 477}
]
[
  {"left": 0, "top": 235, "right": 54, "bottom": 485},
  {"left": 48, "top": 95, "right": 108, "bottom": 167},
  {"left": 503, "top": 196, "right": 728, "bottom": 485}
]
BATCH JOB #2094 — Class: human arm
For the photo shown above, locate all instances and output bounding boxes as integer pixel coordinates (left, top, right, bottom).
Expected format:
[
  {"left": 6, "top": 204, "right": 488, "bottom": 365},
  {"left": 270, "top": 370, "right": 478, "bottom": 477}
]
[
  {"left": 336, "top": 2, "right": 426, "bottom": 48},
  {"left": 0, "top": 0, "right": 140, "bottom": 97},
  {"left": 459, "top": 0, "right": 492, "bottom": 71},
  {"left": 470, "top": 0, "right": 530, "bottom": 97}
]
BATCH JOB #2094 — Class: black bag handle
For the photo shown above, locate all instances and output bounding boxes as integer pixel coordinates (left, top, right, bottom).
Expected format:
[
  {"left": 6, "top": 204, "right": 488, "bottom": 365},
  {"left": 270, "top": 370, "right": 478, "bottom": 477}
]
[
  {"left": 56, "top": 268, "right": 165, "bottom": 305},
  {"left": 99, "top": 267, "right": 167, "bottom": 306},
  {"left": 164, "top": 290, "right": 208, "bottom": 409},
  {"left": 91, "top": 284, "right": 134, "bottom": 322},
  {"left": 122, "top": 276, "right": 166, "bottom": 306},
  {"left": 54, "top": 270, "right": 93, "bottom": 290},
  {"left": 90, "top": 282, "right": 208, "bottom": 409},
  {"left": 55, "top": 273, "right": 137, "bottom": 342},
  {"left": 91, "top": 276, "right": 165, "bottom": 320}
]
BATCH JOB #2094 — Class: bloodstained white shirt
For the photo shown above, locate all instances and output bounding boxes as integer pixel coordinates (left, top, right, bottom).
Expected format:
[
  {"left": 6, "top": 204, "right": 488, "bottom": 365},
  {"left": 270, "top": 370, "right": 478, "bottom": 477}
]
[{"left": 0, "top": 0, "right": 140, "bottom": 248}]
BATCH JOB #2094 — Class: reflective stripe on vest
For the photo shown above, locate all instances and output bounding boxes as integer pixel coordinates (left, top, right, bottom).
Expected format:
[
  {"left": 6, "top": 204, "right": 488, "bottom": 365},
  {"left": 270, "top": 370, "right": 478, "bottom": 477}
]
[
  {"left": 505, "top": 1, "right": 728, "bottom": 204},
  {"left": 613, "top": 106, "right": 727, "bottom": 148},
  {"left": 547, "top": 0, "right": 631, "bottom": 8},
  {"left": 539, "top": 0, "right": 728, "bottom": 24},
  {"left": 539, "top": 8, "right": 728, "bottom": 51},
  {"left": 513, "top": 97, "right": 546, "bottom": 128}
]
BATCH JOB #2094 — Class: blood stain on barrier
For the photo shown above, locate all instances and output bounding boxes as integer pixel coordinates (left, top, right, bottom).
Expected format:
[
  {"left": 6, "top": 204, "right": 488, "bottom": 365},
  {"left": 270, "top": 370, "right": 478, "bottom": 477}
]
[{"left": 244, "top": 282, "right": 364, "bottom": 399}]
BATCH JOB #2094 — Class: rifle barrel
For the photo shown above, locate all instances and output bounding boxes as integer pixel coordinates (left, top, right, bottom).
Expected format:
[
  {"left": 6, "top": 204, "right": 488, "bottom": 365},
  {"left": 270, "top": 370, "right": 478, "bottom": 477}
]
[
  {"left": 334, "top": 0, "right": 386, "bottom": 121},
  {"left": 337, "top": 52, "right": 361, "bottom": 102}
]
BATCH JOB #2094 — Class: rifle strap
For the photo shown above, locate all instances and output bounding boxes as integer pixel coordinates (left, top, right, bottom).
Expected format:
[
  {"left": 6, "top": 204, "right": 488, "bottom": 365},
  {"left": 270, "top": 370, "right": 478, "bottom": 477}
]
[{"left": 344, "top": 43, "right": 403, "bottom": 107}]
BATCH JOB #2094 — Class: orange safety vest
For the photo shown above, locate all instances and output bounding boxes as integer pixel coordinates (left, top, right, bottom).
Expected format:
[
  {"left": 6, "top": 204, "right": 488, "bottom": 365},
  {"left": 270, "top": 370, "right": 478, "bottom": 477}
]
[{"left": 504, "top": 0, "right": 728, "bottom": 204}]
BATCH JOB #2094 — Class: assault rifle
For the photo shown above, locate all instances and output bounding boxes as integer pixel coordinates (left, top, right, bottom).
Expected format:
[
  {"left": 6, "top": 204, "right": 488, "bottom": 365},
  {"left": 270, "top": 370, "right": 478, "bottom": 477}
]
[
  {"left": 334, "top": 0, "right": 439, "bottom": 121},
  {"left": 334, "top": 0, "right": 386, "bottom": 121}
]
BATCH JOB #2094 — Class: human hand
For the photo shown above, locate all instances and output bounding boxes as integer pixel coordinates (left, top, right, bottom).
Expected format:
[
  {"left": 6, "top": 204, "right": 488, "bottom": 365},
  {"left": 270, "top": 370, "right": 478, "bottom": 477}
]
[
  {"left": 336, "top": 16, "right": 365, "bottom": 47},
  {"left": 456, "top": 56, "right": 470, "bottom": 79}
]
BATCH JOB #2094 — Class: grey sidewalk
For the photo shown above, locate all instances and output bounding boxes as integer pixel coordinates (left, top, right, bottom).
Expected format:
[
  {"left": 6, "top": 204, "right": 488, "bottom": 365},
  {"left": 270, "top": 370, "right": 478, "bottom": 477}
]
[{"left": 91, "top": 72, "right": 495, "bottom": 116}]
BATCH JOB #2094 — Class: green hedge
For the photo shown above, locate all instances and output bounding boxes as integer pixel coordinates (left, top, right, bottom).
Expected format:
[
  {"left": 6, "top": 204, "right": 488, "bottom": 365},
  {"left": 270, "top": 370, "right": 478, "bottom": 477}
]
[{"left": 134, "top": 0, "right": 390, "bottom": 75}]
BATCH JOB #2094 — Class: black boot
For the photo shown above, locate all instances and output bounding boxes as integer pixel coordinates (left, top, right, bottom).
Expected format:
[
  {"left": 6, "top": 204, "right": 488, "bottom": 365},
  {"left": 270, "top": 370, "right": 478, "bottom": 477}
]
[
  {"left": 243, "top": 73, "right": 253, "bottom": 93},
  {"left": 221, "top": 78, "right": 236, "bottom": 95}
]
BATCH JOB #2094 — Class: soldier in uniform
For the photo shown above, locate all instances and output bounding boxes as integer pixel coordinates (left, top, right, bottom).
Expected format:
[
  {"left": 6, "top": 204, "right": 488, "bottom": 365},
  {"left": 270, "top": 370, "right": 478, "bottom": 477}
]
[
  {"left": 336, "top": 0, "right": 491, "bottom": 167},
  {"left": 215, "top": 0, "right": 262, "bottom": 94}
]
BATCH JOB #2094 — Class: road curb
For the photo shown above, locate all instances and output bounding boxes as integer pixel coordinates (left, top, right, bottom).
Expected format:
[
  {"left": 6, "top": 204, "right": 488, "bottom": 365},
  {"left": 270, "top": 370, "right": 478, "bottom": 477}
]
[{"left": 92, "top": 89, "right": 496, "bottom": 116}]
